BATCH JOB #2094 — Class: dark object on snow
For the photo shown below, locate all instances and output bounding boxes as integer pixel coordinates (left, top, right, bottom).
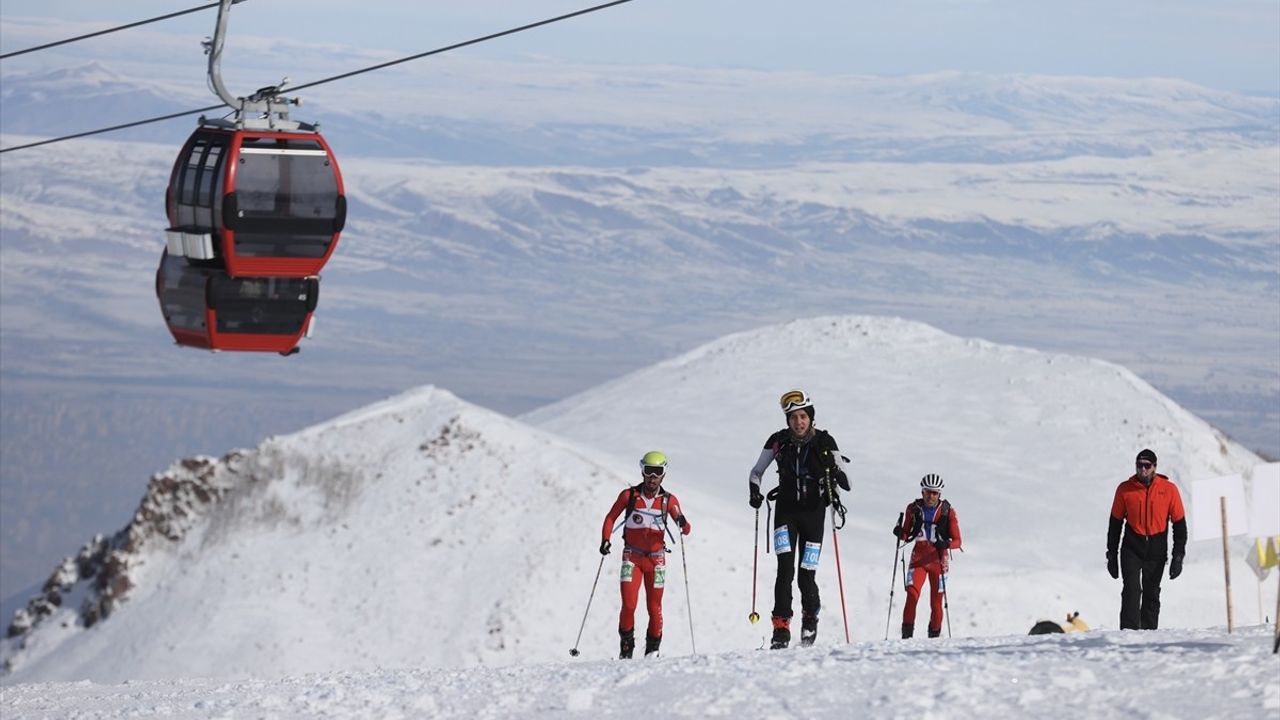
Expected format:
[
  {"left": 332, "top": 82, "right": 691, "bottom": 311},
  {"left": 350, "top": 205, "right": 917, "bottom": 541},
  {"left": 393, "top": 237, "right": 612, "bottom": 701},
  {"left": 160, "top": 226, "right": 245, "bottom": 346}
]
[
  {"left": 1029, "top": 611, "right": 1090, "bottom": 635},
  {"left": 1029, "top": 620, "right": 1065, "bottom": 635}
]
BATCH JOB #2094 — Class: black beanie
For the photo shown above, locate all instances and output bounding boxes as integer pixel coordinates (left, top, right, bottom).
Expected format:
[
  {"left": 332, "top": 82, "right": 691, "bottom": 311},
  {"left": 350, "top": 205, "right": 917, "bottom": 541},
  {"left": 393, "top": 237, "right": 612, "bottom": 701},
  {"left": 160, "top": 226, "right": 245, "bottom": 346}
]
[{"left": 1136, "top": 448, "right": 1157, "bottom": 464}]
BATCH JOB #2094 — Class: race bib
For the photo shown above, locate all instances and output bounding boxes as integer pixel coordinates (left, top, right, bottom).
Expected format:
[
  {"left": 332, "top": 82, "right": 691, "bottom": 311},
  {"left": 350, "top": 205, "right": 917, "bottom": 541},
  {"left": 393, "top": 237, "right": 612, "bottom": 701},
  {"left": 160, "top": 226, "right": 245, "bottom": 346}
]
[
  {"left": 773, "top": 525, "right": 792, "bottom": 555},
  {"left": 800, "top": 541, "right": 822, "bottom": 570},
  {"left": 620, "top": 560, "right": 635, "bottom": 583},
  {"left": 654, "top": 564, "right": 667, "bottom": 588}
]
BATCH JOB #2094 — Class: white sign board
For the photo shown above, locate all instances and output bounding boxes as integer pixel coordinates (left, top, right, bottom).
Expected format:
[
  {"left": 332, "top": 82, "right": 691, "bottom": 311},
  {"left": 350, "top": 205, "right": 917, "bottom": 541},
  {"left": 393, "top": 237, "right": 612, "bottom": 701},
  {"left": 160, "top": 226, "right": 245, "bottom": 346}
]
[
  {"left": 1189, "top": 474, "right": 1248, "bottom": 542},
  {"left": 1247, "top": 463, "right": 1280, "bottom": 537}
]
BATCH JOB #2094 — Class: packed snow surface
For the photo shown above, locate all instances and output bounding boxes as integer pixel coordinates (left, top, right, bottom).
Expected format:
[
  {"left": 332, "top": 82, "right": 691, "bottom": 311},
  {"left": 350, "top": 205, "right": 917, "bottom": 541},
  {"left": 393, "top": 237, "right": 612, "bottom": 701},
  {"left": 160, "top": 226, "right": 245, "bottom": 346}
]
[{"left": 2, "top": 627, "right": 1277, "bottom": 719}]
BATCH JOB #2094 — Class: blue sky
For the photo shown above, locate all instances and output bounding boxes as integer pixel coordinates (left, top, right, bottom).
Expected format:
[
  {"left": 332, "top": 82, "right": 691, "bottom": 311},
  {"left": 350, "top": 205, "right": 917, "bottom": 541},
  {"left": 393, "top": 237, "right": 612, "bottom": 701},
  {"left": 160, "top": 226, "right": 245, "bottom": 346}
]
[{"left": 2, "top": 0, "right": 1278, "bottom": 94}]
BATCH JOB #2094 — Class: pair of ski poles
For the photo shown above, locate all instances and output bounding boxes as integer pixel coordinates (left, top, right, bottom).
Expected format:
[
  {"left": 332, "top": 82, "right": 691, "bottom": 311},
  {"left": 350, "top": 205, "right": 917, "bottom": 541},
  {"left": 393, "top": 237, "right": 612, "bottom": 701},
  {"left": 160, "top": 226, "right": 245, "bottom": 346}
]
[
  {"left": 748, "top": 487, "right": 852, "bottom": 645},
  {"left": 884, "top": 514, "right": 953, "bottom": 640},
  {"left": 569, "top": 528, "right": 697, "bottom": 657}
]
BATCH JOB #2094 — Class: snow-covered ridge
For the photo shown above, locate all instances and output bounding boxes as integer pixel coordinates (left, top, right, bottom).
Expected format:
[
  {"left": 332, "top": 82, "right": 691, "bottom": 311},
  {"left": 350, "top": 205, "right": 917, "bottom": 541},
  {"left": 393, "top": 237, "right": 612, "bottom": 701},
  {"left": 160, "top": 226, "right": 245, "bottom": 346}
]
[
  {"left": 0, "top": 386, "right": 691, "bottom": 682},
  {"left": 4, "top": 454, "right": 244, "bottom": 647}
]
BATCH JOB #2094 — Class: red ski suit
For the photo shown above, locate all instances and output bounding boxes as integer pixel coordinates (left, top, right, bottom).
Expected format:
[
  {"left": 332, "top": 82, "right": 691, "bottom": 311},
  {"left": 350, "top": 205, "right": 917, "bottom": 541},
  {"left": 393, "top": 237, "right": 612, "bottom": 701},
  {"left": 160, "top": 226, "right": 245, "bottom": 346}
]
[
  {"left": 601, "top": 486, "right": 691, "bottom": 638},
  {"left": 898, "top": 499, "right": 962, "bottom": 633}
]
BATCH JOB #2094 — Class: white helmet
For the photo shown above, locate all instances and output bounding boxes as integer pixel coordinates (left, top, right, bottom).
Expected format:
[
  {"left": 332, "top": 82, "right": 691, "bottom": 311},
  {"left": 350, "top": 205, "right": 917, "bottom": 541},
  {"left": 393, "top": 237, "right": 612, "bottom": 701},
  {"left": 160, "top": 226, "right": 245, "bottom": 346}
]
[
  {"left": 920, "top": 473, "right": 944, "bottom": 490},
  {"left": 779, "top": 389, "right": 813, "bottom": 415}
]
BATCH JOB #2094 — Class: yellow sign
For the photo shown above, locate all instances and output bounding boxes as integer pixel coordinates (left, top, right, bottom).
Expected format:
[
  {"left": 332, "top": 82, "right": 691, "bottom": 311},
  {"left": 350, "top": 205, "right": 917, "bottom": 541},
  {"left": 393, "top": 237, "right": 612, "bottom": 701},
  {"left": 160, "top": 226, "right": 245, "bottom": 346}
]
[{"left": 1244, "top": 536, "right": 1280, "bottom": 580}]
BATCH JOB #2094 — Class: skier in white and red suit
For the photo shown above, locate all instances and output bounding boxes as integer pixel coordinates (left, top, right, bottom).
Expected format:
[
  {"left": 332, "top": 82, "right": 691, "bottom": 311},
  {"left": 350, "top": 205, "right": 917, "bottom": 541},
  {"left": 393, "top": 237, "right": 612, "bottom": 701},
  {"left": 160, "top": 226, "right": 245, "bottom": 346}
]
[{"left": 600, "top": 451, "right": 691, "bottom": 659}]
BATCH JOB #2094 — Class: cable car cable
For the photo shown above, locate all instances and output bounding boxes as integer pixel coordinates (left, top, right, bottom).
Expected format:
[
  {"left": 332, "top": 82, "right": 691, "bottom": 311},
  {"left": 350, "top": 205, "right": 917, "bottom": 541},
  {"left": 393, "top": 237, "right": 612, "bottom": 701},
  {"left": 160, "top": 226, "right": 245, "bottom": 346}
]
[
  {"left": 0, "top": 2, "right": 232, "bottom": 61},
  {"left": 287, "top": 0, "right": 634, "bottom": 94},
  {"left": 0, "top": 0, "right": 635, "bottom": 154}
]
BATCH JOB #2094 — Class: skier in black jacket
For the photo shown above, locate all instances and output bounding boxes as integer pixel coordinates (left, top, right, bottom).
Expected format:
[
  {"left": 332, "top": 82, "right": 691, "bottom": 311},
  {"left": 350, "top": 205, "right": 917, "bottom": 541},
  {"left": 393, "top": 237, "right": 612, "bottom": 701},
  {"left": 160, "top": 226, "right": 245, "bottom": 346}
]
[{"left": 748, "top": 389, "right": 850, "bottom": 648}]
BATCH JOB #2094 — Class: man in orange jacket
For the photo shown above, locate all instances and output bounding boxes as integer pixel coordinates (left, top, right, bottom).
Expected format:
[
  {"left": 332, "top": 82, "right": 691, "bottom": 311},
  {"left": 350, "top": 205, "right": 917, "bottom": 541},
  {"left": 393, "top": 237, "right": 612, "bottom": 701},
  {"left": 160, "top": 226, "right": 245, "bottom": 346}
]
[{"left": 1106, "top": 448, "right": 1187, "bottom": 630}]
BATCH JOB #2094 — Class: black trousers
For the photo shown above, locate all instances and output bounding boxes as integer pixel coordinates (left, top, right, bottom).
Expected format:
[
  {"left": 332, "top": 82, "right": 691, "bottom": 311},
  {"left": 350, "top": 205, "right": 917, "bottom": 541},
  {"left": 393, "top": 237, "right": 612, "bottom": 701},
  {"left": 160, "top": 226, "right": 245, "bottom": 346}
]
[
  {"left": 1120, "top": 533, "right": 1168, "bottom": 630},
  {"left": 773, "top": 505, "right": 826, "bottom": 620}
]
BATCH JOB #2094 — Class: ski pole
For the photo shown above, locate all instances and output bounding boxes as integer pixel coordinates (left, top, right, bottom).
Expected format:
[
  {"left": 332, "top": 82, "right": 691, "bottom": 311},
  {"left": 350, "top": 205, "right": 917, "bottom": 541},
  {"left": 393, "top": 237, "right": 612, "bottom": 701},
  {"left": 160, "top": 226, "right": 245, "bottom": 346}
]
[
  {"left": 569, "top": 553, "right": 607, "bottom": 657},
  {"left": 829, "top": 512, "right": 849, "bottom": 640},
  {"left": 941, "top": 552, "right": 953, "bottom": 639},
  {"left": 749, "top": 506, "right": 761, "bottom": 625},
  {"left": 765, "top": 497, "right": 773, "bottom": 555},
  {"left": 678, "top": 528, "right": 697, "bottom": 654},
  {"left": 825, "top": 471, "right": 851, "bottom": 644},
  {"left": 884, "top": 512, "right": 904, "bottom": 641}
]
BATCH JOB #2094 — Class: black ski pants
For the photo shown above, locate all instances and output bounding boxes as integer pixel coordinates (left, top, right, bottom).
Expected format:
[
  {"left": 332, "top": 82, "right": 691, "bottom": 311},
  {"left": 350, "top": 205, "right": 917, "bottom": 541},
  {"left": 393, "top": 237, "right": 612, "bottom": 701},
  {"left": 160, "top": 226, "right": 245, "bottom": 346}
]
[
  {"left": 1120, "top": 532, "right": 1168, "bottom": 630},
  {"left": 773, "top": 505, "right": 826, "bottom": 621}
]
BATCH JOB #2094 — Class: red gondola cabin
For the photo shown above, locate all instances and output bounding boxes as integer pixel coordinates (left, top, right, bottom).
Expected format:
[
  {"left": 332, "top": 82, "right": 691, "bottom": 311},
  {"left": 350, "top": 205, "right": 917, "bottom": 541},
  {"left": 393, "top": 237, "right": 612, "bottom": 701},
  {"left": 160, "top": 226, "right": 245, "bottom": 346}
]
[
  {"left": 155, "top": 249, "right": 319, "bottom": 355},
  {"left": 165, "top": 126, "right": 345, "bottom": 278}
]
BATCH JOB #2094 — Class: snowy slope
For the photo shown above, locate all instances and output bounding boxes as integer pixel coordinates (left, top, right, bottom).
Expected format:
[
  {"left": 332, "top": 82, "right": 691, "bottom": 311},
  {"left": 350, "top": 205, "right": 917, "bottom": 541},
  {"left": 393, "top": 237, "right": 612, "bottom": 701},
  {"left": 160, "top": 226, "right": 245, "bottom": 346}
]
[
  {"left": 525, "top": 315, "right": 1266, "bottom": 633},
  {"left": 2, "top": 627, "right": 1277, "bottom": 719},
  {"left": 0, "top": 387, "right": 740, "bottom": 682}
]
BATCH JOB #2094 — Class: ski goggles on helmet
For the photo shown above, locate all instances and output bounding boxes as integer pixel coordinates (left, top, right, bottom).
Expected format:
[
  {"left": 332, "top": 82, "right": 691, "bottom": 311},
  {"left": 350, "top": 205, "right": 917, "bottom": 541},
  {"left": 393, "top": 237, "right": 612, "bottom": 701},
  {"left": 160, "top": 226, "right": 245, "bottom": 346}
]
[
  {"left": 779, "top": 390, "right": 812, "bottom": 414},
  {"left": 642, "top": 465, "right": 666, "bottom": 477}
]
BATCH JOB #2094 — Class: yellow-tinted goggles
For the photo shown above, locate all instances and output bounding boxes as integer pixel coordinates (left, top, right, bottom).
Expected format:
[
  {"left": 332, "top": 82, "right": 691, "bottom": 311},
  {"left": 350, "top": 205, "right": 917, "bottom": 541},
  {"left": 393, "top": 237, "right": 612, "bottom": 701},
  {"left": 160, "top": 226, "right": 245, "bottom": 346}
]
[{"left": 779, "top": 390, "right": 808, "bottom": 412}]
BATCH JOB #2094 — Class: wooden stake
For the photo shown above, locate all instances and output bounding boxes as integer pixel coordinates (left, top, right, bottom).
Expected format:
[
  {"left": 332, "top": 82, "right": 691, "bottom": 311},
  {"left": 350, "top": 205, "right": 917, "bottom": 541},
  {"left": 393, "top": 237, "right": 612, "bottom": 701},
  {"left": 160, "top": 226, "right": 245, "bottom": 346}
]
[{"left": 1220, "top": 496, "right": 1234, "bottom": 633}]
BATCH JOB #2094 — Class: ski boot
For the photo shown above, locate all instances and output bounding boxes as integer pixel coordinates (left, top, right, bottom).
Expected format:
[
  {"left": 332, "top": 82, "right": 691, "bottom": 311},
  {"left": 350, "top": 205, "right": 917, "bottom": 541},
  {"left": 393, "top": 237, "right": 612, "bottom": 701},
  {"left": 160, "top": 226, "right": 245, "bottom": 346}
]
[
  {"left": 901, "top": 623, "right": 914, "bottom": 639},
  {"left": 644, "top": 634, "right": 662, "bottom": 658},
  {"left": 619, "top": 629, "right": 635, "bottom": 659},
  {"left": 800, "top": 612, "right": 819, "bottom": 647},
  {"left": 927, "top": 627, "right": 942, "bottom": 639},
  {"left": 770, "top": 616, "right": 791, "bottom": 649}
]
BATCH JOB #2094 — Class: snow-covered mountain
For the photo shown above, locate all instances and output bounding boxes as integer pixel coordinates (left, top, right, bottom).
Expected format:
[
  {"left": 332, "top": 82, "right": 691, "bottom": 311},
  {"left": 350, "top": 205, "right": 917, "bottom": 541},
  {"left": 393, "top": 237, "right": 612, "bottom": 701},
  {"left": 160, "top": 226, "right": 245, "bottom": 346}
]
[
  {"left": 0, "top": 386, "right": 741, "bottom": 682},
  {"left": 1, "top": 317, "right": 1267, "bottom": 684},
  {"left": 2, "top": 55, "right": 1277, "bottom": 617}
]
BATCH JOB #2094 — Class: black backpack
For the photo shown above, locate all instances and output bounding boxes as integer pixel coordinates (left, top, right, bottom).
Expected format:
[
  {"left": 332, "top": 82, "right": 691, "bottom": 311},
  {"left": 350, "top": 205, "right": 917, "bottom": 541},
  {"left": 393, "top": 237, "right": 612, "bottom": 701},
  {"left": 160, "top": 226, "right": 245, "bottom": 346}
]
[{"left": 908, "top": 499, "right": 952, "bottom": 543}]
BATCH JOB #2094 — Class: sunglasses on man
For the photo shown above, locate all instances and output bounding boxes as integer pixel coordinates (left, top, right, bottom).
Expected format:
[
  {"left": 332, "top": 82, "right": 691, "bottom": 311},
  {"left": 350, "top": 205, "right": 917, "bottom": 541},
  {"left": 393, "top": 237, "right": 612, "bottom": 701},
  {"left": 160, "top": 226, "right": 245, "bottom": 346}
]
[{"left": 1136, "top": 462, "right": 1154, "bottom": 469}]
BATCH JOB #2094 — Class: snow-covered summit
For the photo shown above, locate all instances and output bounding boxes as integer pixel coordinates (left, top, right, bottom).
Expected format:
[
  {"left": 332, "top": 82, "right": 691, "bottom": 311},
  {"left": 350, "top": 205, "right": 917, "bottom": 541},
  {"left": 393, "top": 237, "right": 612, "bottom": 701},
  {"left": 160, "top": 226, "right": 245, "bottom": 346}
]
[{"left": 526, "top": 314, "right": 1262, "bottom": 623}]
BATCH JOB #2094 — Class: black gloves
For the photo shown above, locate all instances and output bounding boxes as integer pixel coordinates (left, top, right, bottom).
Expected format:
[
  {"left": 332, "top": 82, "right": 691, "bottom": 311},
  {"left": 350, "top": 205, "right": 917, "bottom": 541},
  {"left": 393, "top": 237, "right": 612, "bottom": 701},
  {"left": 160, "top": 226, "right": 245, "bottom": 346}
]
[
  {"left": 599, "top": 540, "right": 611, "bottom": 556},
  {"left": 1169, "top": 553, "right": 1184, "bottom": 580},
  {"left": 934, "top": 538, "right": 949, "bottom": 555},
  {"left": 891, "top": 524, "right": 903, "bottom": 539},
  {"left": 1106, "top": 551, "right": 1119, "bottom": 579},
  {"left": 749, "top": 486, "right": 764, "bottom": 509},
  {"left": 675, "top": 515, "right": 690, "bottom": 535}
]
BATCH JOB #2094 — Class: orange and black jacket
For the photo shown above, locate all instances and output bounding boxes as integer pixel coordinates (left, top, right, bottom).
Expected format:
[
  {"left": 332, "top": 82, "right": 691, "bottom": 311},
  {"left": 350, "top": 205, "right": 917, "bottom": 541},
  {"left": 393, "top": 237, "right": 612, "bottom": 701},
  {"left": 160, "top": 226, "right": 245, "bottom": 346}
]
[{"left": 1107, "top": 473, "right": 1187, "bottom": 558}]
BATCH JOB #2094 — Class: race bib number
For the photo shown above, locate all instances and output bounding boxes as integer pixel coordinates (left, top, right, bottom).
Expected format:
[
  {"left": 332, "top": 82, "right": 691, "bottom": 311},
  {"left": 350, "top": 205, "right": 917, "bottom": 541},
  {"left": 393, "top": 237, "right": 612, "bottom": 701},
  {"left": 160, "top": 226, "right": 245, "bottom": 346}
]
[
  {"left": 620, "top": 560, "right": 635, "bottom": 583},
  {"left": 654, "top": 564, "right": 666, "bottom": 588},
  {"left": 773, "top": 525, "right": 792, "bottom": 555},
  {"left": 800, "top": 541, "right": 822, "bottom": 570}
]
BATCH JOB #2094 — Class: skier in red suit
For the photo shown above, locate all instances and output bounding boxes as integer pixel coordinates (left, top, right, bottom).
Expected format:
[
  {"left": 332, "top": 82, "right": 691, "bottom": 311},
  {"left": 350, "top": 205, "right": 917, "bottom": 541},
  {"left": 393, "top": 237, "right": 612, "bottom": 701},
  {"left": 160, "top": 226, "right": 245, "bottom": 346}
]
[
  {"left": 600, "top": 451, "right": 691, "bottom": 659},
  {"left": 893, "top": 473, "right": 962, "bottom": 639}
]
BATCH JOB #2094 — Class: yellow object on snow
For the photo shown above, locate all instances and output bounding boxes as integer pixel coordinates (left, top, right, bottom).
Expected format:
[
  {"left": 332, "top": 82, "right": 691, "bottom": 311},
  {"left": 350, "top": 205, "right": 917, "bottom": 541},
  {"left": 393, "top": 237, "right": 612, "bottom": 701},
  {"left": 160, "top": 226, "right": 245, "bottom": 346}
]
[{"left": 1244, "top": 536, "right": 1280, "bottom": 580}]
